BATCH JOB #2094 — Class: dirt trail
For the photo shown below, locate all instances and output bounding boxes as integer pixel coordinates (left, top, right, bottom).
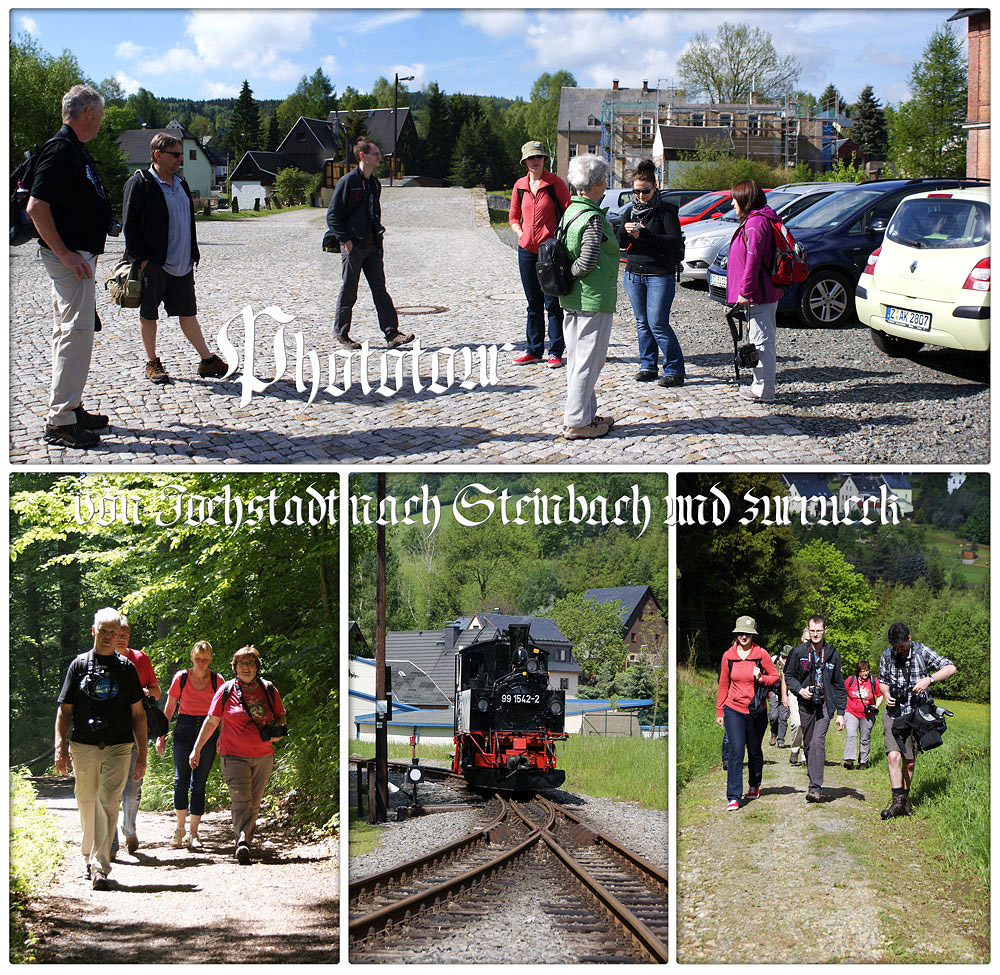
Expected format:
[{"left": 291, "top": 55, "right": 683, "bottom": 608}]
[
  {"left": 26, "top": 777, "right": 338, "bottom": 963},
  {"left": 676, "top": 741, "right": 987, "bottom": 963}
]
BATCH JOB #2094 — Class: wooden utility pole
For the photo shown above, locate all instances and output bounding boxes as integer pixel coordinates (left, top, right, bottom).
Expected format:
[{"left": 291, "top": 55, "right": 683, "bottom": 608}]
[{"left": 373, "top": 472, "right": 389, "bottom": 823}]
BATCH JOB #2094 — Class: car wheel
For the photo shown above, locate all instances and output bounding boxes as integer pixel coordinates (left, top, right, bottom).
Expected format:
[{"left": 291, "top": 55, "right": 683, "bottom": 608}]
[
  {"left": 798, "top": 269, "right": 853, "bottom": 327},
  {"left": 869, "top": 327, "right": 923, "bottom": 357}
]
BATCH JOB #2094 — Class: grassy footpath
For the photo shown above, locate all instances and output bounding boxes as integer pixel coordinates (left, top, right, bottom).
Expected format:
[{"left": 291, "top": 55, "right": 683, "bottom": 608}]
[
  {"left": 350, "top": 735, "right": 666, "bottom": 809},
  {"left": 677, "top": 667, "right": 990, "bottom": 883},
  {"left": 9, "top": 770, "right": 64, "bottom": 963}
]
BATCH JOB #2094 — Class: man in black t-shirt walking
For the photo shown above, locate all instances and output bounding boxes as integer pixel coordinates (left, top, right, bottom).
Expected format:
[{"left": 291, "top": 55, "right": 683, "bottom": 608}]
[
  {"left": 55, "top": 608, "right": 146, "bottom": 889},
  {"left": 26, "top": 84, "right": 113, "bottom": 450}
]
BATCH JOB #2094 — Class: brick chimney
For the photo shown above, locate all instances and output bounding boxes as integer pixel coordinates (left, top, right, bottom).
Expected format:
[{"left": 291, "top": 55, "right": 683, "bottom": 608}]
[
  {"left": 612, "top": 79, "right": 619, "bottom": 91},
  {"left": 642, "top": 80, "right": 649, "bottom": 94}
]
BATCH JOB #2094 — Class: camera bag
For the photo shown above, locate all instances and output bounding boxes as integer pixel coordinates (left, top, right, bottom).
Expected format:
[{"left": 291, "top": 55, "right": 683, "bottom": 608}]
[{"left": 105, "top": 258, "right": 143, "bottom": 308}]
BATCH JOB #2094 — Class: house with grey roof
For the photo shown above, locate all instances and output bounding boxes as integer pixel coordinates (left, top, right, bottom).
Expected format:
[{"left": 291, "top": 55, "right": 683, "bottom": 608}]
[
  {"left": 840, "top": 474, "right": 913, "bottom": 517},
  {"left": 116, "top": 120, "right": 213, "bottom": 199},
  {"left": 584, "top": 586, "right": 665, "bottom": 666},
  {"left": 781, "top": 473, "right": 837, "bottom": 519}
]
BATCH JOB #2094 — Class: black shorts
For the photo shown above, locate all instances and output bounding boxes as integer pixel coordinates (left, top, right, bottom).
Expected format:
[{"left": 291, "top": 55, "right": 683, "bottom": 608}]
[{"left": 139, "top": 263, "right": 197, "bottom": 320}]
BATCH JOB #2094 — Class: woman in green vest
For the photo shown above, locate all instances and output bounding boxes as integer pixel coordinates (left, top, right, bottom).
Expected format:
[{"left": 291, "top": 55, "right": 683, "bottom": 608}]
[{"left": 559, "top": 154, "right": 620, "bottom": 440}]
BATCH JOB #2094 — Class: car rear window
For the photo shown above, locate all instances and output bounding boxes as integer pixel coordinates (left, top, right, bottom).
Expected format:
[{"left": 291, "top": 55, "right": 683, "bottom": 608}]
[
  {"left": 785, "top": 188, "right": 880, "bottom": 230},
  {"left": 887, "top": 198, "right": 990, "bottom": 249},
  {"left": 678, "top": 193, "right": 722, "bottom": 216}
]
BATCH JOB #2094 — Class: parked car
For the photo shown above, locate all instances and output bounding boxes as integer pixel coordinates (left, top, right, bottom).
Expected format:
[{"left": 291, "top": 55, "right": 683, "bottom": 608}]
[
  {"left": 679, "top": 183, "right": 856, "bottom": 282},
  {"left": 707, "top": 178, "right": 989, "bottom": 327},
  {"left": 677, "top": 190, "right": 733, "bottom": 227},
  {"left": 606, "top": 188, "right": 706, "bottom": 234},
  {"left": 856, "top": 187, "right": 990, "bottom": 357}
]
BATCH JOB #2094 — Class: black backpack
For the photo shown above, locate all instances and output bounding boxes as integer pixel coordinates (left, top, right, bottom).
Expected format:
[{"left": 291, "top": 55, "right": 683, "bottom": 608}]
[
  {"left": 536, "top": 208, "right": 591, "bottom": 297},
  {"left": 10, "top": 133, "right": 81, "bottom": 246},
  {"left": 173, "top": 668, "right": 222, "bottom": 719}
]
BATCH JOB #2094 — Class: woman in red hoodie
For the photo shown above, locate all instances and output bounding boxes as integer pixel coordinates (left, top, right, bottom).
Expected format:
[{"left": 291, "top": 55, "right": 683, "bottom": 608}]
[{"left": 716, "top": 615, "right": 780, "bottom": 810}]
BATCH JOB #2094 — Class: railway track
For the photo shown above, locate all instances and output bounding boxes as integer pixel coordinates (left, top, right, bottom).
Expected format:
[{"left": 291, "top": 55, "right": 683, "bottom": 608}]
[{"left": 350, "top": 795, "right": 667, "bottom": 963}]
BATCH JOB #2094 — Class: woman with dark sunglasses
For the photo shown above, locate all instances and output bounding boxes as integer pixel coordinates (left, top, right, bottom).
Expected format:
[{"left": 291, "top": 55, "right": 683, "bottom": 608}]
[{"left": 616, "top": 159, "right": 685, "bottom": 387}]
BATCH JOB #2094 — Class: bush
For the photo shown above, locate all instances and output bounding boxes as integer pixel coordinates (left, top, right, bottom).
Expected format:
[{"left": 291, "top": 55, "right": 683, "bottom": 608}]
[
  {"left": 677, "top": 142, "right": 794, "bottom": 191},
  {"left": 274, "top": 166, "right": 321, "bottom": 206}
]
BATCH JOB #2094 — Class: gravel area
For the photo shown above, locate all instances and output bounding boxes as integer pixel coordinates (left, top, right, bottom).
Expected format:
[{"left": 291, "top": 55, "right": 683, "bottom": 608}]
[{"left": 496, "top": 226, "right": 990, "bottom": 464}]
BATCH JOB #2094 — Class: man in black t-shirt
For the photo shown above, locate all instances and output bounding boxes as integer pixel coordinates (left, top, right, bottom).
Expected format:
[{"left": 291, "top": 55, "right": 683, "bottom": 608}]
[
  {"left": 55, "top": 608, "right": 146, "bottom": 889},
  {"left": 26, "top": 84, "right": 114, "bottom": 450}
]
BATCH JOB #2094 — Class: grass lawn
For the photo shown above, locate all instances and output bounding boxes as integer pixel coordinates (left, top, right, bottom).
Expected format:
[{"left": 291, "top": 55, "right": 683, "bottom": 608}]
[
  {"left": 195, "top": 204, "right": 313, "bottom": 221},
  {"left": 922, "top": 528, "right": 990, "bottom": 584}
]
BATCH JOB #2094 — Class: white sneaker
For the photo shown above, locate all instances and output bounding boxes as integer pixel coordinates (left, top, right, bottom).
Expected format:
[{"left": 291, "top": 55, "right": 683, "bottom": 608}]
[{"left": 186, "top": 833, "right": 202, "bottom": 850}]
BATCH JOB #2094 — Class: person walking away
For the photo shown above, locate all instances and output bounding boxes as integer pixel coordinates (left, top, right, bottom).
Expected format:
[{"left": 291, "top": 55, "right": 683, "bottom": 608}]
[
  {"left": 617, "top": 158, "right": 684, "bottom": 387},
  {"left": 510, "top": 141, "right": 571, "bottom": 368},
  {"left": 54, "top": 608, "right": 146, "bottom": 889},
  {"left": 843, "top": 658, "right": 881, "bottom": 769},
  {"left": 786, "top": 630, "right": 808, "bottom": 766},
  {"left": 156, "top": 640, "right": 222, "bottom": 848},
  {"left": 726, "top": 178, "right": 783, "bottom": 403},
  {"left": 328, "top": 139, "right": 413, "bottom": 351},
  {"left": 716, "top": 615, "right": 780, "bottom": 810},
  {"left": 26, "top": 85, "right": 114, "bottom": 449},
  {"left": 122, "top": 132, "right": 227, "bottom": 385}
]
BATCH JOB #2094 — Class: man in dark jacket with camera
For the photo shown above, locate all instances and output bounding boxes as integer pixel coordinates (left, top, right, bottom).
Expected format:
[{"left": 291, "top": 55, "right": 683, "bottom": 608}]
[
  {"left": 327, "top": 139, "right": 413, "bottom": 351},
  {"left": 877, "top": 622, "right": 956, "bottom": 819},
  {"left": 122, "top": 131, "right": 227, "bottom": 385},
  {"left": 26, "top": 85, "right": 114, "bottom": 450},
  {"left": 54, "top": 608, "right": 147, "bottom": 890},
  {"left": 784, "top": 616, "right": 846, "bottom": 802}
]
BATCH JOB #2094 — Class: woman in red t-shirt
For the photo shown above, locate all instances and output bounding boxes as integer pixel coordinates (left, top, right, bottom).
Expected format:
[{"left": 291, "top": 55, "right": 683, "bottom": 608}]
[
  {"left": 716, "top": 615, "right": 780, "bottom": 811},
  {"left": 189, "top": 645, "right": 286, "bottom": 863},
  {"left": 843, "top": 658, "right": 881, "bottom": 769},
  {"left": 156, "top": 640, "right": 222, "bottom": 849}
]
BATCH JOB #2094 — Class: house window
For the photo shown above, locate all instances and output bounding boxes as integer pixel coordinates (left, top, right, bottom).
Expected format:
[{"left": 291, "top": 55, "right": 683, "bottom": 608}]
[
  {"left": 296, "top": 131, "right": 306, "bottom": 142},
  {"left": 569, "top": 144, "right": 577, "bottom": 158},
  {"left": 691, "top": 113, "right": 703, "bottom": 127},
  {"left": 188, "top": 149, "right": 196, "bottom": 161},
  {"left": 588, "top": 114, "right": 600, "bottom": 126},
  {"left": 560, "top": 678, "right": 569, "bottom": 690},
  {"left": 749, "top": 114, "right": 760, "bottom": 136},
  {"left": 630, "top": 633, "right": 637, "bottom": 642},
  {"left": 719, "top": 113, "right": 732, "bottom": 127},
  {"left": 641, "top": 117, "right": 653, "bottom": 138},
  {"left": 587, "top": 144, "right": 597, "bottom": 154}
]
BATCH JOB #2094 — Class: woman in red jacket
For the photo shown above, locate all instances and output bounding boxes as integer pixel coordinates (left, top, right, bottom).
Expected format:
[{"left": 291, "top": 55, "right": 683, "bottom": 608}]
[
  {"left": 843, "top": 658, "right": 881, "bottom": 769},
  {"left": 509, "top": 140, "right": 572, "bottom": 368},
  {"left": 716, "top": 615, "right": 780, "bottom": 810}
]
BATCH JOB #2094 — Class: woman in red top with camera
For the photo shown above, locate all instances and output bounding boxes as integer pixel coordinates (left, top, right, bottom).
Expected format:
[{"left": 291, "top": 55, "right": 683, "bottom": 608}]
[
  {"left": 716, "top": 615, "right": 780, "bottom": 811},
  {"left": 843, "top": 658, "right": 882, "bottom": 769}
]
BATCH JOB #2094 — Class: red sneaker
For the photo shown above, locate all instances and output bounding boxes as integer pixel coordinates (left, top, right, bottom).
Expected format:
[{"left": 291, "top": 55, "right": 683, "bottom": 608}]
[
  {"left": 726, "top": 800, "right": 740, "bottom": 811},
  {"left": 546, "top": 355, "right": 564, "bottom": 369},
  {"left": 745, "top": 786, "right": 760, "bottom": 799},
  {"left": 513, "top": 353, "right": 542, "bottom": 365}
]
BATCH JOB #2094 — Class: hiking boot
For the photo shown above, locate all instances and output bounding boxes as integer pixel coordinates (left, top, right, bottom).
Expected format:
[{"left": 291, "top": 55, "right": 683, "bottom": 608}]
[
  {"left": 593, "top": 415, "right": 616, "bottom": 429},
  {"left": 881, "top": 795, "right": 908, "bottom": 819},
  {"left": 903, "top": 795, "right": 913, "bottom": 817},
  {"left": 777, "top": 741, "right": 786, "bottom": 748},
  {"left": 722, "top": 761, "right": 728, "bottom": 771},
  {"left": 235, "top": 842, "right": 251, "bottom": 864},
  {"left": 806, "top": 789, "right": 822, "bottom": 803},
  {"left": 44, "top": 423, "right": 100, "bottom": 449},
  {"left": 514, "top": 353, "right": 542, "bottom": 365},
  {"left": 769, "top": 734, "right": 777, "bottom": 746},
  {"left": 337, "top": 334, "right": 362, "bottom": 350},
  {"left": 73, "top": 404, "right": 109, "bottom": 429},
  {"left": 385, "top": 330, "right": 415, "bottom": 349},
  {"left": 844, "top": 760, "right": 855, "bottom": 769},
  {"left": 635, "top": 368, "right": 657, "bottom": 381},
  {"left": 83, "top": 862, "right": 92, "bottom": 880},
  {"left": 858, "top": 762, "right": 868, "bottom": 770},
  {"left": 145, "top": 357, "right": 169, "bottom": 384},
  {"left": 198, "top": 353, "right": 228, "bottom": 378},
  {"left": 92, "top": 870, "right": 110, "bottom": 890},
  {"left": 658, "top": 374, "right": 684, "bottom": 387},
  {"left": 125, "top": 834, "right": 139, "bottom": 855},
  {"left": 171, "top": 828, "right": 185, "bottom": 849},
  {"left": 546, "top": 355, "right": 564, "bottom": 369},
  {"left": 789, "top": 755, "right": 800, "bottom": 766},
  {"left": 563, "top": 421, "right": 611, "bottom": 440}
]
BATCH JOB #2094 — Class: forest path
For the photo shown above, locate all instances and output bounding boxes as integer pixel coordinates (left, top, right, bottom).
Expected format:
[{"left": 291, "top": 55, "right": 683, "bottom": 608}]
[
  {"left": 27, "top": 777, "right": 338, "bottom": 963},
  {"left": 676, "top": 740, "right": 987, "bottom": 963}
]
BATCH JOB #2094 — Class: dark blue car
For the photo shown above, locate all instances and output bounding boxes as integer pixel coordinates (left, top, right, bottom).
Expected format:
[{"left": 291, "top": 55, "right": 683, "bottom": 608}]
[{"left": 707, "top": 178, "right": 990, "bottom": 326}]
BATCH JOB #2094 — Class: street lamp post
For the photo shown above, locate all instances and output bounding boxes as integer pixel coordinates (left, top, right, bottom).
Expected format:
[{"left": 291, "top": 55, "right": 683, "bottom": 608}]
[{"left": 391, "top": 73, "right": 414, "bottom": 186}]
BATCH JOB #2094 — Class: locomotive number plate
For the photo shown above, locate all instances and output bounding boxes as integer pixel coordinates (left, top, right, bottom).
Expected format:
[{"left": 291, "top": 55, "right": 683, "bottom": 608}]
[{"left": 501, "top": 693, "right": 541, "bottom": 704}]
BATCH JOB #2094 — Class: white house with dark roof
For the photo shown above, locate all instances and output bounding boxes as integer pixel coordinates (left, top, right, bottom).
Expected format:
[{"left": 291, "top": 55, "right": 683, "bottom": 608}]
[
  {"left": 116, "top": 120, "right": 213, "bottom": 198},
  {"left": 781, "top": 473, "right": 837, "bottom": 519},
  {"left": 839, "top": 474, "right": 913, "bottom": 517}
]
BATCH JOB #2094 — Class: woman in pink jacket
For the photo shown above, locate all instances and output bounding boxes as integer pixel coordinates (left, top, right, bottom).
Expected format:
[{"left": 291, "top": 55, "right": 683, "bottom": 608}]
[{"left": 726, "top": 179, "right": 784, "bottom": 404}]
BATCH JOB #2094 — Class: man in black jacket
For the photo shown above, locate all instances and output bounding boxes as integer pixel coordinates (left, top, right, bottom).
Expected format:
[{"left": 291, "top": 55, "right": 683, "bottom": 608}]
[
  {"left": 327, "top": 139, "right": 413, "bottom": 350},
  {"left": 784, "top": 616, "right": 846, "bottom": 802},
  {"left": 122, "top": 132, "right": 227, "bottom": 384},
  {"left": 26, "top": 85, "right": 113, "bottom": 449}
]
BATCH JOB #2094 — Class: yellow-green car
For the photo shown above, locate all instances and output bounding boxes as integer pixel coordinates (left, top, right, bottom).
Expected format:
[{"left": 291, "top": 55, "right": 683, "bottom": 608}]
[{"left": 855, "top": 187, "right": 990, "bottom": 356}]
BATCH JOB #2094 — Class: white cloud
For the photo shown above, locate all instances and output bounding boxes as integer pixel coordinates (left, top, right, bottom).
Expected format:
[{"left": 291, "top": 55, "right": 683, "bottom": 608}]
[
  {"left": 184, "top": 11, "right": 319, "bottom": 74},
  {"left": 385, "top": 63, "right": 427, "bottom": 89},
  {"left": 142, "top": 46, "right": 205, "bottom": 78},
  {"left": 114, "top": 71, "right": 142, "bottom": 96},
  {"left": 260, "top": 56, "right": 305, "bottom": 83},
  {"left": 115, "top": 41, "right": 145, "bottom": 60},
  {"left": 204, "top": 80, "right": 241, "bottom": 98},
  {"left": 320, "top": 55, "right": 340, "bottom": 77},
  {"left": 17, "top": 15, "right": 38, "bottom": 36},
  {"left": 460, "top": 10, "right": 524, "bottom": 38},
  {"left": 354, "top": 10, "right": 420, "bottom": 34}
]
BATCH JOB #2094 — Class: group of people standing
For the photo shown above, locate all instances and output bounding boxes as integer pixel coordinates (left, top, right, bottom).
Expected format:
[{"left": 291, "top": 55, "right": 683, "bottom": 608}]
[
  {"left": 509, "top": 145, "right": 782, "bottom": 440},
  {"left": 55, "top": 608, "right": 286, "bottom": 889},
  {"left": 716, "top": 615, "right": 955, "bottom": 817}
]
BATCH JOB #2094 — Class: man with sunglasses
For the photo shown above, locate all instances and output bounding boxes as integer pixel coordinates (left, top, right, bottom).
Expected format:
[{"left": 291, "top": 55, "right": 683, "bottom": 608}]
[{"left": 123, "top": 132, "right": 227, "bottom": 385}]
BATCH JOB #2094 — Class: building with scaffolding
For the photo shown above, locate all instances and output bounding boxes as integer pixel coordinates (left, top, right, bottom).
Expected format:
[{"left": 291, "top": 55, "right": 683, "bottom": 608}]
[{"left": 556, "top": 80, "right": 856, "bottom": 187}]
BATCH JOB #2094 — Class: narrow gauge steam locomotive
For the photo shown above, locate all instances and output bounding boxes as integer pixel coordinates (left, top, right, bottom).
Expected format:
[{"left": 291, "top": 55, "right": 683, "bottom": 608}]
[{"left": 453, "top": 622, "right": 567, "bottom": 792}]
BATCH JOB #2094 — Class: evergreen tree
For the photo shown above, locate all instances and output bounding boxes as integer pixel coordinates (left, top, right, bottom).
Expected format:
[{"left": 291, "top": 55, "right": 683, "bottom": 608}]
[
  {"left": 417, "top": 81, "right": 450, "bottom": 180},
  {"left": 851, "top": 84, "right": 888, "bottom": 160},
  {"left": 817, "top": 84, "right": 842, "bottom": 115},
  {"left": 888, "top": 23, "right": 967, "bottom": 177},
  {"left": 229, "top": 79, "right": 261, "bottom": 162}
]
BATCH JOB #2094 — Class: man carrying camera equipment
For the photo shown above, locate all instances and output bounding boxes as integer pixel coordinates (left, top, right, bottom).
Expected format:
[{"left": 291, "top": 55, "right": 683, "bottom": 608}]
[
  {"left": 54, "top": 608, "right": 147, "bottom": 890},
  {"left": 767, "top": 646, "right": 790, "bottom": 747},
  {"left": 784, "top": 616, "right": 846, "bottom": 802},
  {"left": 26, "top": 85, "right": 115, "bottom": 449},
  {"left": 878, "top": 622, "right": 956, "bottom": 819}
]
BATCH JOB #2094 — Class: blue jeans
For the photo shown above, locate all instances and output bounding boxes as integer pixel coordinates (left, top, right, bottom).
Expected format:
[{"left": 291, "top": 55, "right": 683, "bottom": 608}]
[
  {"left": 723, "top": 705, "right": 767, "bottom": 802},
  {"left": 623, "top": 270, "right": 683, "bottom": 377},
  {"left": 111, "top": 745, "right": 141, "bottom": 854},
  {"left": 173, "top": 714, "right": 219, "bottom": 816},
  {"left": 517, "top": 246, "right": 564, "bottom": 358}
]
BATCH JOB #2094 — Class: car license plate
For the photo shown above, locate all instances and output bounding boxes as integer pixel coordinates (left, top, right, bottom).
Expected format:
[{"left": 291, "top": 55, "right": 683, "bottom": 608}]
[
  {"left": 885, "top": 306, "right": 931, "bottom": 331},
  {"left": 710, "top": 273, "right": 727, "bottom": 290}
]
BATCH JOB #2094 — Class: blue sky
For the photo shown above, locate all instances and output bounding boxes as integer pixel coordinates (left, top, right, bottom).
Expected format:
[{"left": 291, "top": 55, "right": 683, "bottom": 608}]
[{"left": 10, "top": 8, "right": 960, "bottom": 106}]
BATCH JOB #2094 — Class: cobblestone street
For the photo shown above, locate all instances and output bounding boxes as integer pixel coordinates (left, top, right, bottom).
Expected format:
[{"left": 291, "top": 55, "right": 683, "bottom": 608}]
[{"left": 10, "top": 188, "right": 986, "bottom": 464}]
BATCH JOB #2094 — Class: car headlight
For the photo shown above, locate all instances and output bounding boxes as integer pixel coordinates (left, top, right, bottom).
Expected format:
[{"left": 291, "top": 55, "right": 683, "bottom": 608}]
[{"left": 690, "top": 235, "right": 723, "bottom": 248}]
